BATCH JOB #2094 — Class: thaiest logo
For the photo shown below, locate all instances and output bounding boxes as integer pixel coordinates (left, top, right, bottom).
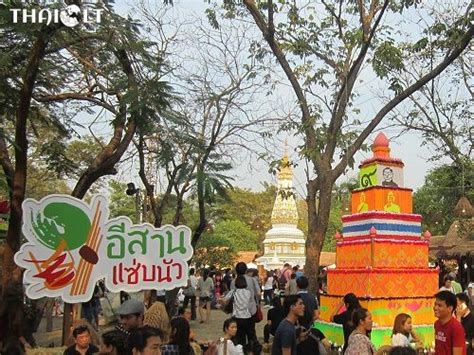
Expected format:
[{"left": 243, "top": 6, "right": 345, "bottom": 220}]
[
  {"left": 6, "top": 3, "right": 104, "bottom": 27},
  {"left": 14, "top": 194, "right": 193, "bottom": 303}
]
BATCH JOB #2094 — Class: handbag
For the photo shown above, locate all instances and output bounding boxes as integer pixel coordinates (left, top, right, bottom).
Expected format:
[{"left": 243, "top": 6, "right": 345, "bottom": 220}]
[
  {"left": 203, "top": 340, "right": 218, "bottom": 355},
  {"left": 183, "top": 279, "right": 196, "bottom": 297},
  {"left": 183, "top": 286, "right": 195, "bottom": 297},
  {"left": 222, "top": 292, "right": 234, "bottom": 314},
  {"left": 253, "top": 305, "right": 263, "bottom": 323}
]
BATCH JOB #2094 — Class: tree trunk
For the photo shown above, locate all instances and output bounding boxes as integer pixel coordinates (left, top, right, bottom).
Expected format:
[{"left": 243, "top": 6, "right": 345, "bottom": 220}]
[
  {"left": 191, "top": 164, "right": 207, "bottom": 248},
  {"left": 305, "top": 175, "right": 333, "bottom": 295},
  {"left": 62, "top": 50, "right": 139, "bottom": 344},
  {"left": 63, "top": 123, "right": 137, "bottom": 343},
  {"left": 1, "top": 27, "right": 56, "bottom": 351},
  {"left": 1, "top": 28, "right": 52, "bottom": 291},
  {"left": 45, "top": 299, "right": 54, "bottom": 333},
  {"left": 172, "top": 188, "right": 187, "bottom": 226}
]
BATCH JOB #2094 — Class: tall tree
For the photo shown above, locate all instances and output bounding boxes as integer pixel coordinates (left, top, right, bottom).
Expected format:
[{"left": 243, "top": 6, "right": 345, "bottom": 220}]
[
  {"left": 0, "top": 2, "right": 175, "bottom": 344},
  {"left": 210, "top": 0, "right": 473, "bottom": 292},
  {"left": 389, "top": 2, "right": 473, "bottom": 169},
  {"left": 414, "top": 163, "right": 474, "bottom": 235},
  {"left": 213, "top": 219, "right": 259, "bottom": 251},
  {"left": 129, "top": 8, "right": 277, "bottom": 246},
  {"left": 0, "top": 9, "right": 67, "bottom": 347},
  {"left": 192, "top": 233, "right": 237, "bottom": 269}
]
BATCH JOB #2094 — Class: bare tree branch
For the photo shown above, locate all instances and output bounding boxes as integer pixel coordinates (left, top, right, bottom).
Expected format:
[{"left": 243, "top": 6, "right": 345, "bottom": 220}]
[{"left": 334, "top": 23, "right": 474, "bottom": 178}]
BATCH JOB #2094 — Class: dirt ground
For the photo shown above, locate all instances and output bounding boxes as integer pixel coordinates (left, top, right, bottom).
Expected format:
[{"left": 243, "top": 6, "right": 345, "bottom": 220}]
[{"left": 33, "top": 306, "right": 269, "bottom": 349}]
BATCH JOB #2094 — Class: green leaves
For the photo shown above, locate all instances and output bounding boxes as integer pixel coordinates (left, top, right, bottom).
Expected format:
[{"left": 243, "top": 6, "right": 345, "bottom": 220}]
[
  {"left": 205, "top": 8, "right": 220, "bottom": 30},
  {"left": 211, "top": 185, "right": 276, "bottom": 243},
  {"left": 423, "top": 8, "right": 473, "bottom": 51},
  {"left": 191, "top": 157, "right": 234, "bottom": 205},
  {"left": 372, "top": 41, "right": 404, "bottom": 78},
  {"left": 193, "top": 232, "right": 237, "bottom": 269},
  {"left": 212, "top": 219, "right": 259, "bottom": 251},
  {"left": 40, "top": 140, "right": 77, "bottom": 178},
  {"left": 412, "top": 37, "right": 429, "bottom": 52},
  {"left": 414, "top": 163, "right": 474, "bottom": 235}
]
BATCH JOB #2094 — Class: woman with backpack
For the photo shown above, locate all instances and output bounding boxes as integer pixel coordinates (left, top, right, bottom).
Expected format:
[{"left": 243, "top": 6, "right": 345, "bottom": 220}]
[{"left": 220, "top": 275, "right": 258, "bottom": 353}]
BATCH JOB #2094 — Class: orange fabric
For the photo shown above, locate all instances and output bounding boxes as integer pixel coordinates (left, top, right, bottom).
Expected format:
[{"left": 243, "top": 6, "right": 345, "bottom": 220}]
[
  {"left": 336, "top": 242, "right": 429, "bottom": 269},
  {"left": 319, "top": 295, "right": 436, "bottom": 327},
  {"left": 336, "top": 243, "right": 371, "bottom": 268},
  {"left": 351, "top": 188, "right": 412, "bottom": 214},
  {"left": 327, "top": 269, "right": 438, "bottom": 298}
]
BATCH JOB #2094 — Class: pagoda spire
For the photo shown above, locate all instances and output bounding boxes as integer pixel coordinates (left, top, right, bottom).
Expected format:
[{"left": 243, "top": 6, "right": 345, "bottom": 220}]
[
  {"left": 271, "top": 145, "right": 298, "bottom": 225},
  {"left": 278, "top": 140, "right": 293, "bottom": 181}
]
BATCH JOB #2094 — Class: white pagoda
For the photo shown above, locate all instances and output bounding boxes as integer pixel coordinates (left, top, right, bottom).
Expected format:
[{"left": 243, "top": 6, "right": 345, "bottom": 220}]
[{"left": 256, "top": 152, "right": 306, "bottom": 270}]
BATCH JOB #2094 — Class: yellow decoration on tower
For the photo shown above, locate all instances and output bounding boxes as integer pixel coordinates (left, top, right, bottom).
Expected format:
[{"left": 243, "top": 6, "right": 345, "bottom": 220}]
[{"left": 277, "top": 154, "right": 293, "bottom": 181}]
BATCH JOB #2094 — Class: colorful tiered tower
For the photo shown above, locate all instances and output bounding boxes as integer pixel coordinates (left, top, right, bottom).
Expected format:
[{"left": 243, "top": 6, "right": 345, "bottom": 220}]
[{"left": 316, "top": 133, "right": 438, "bottom": 347}]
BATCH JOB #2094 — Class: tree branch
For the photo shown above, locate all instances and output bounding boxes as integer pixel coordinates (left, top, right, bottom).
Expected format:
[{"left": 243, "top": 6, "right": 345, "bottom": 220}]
[
  {"left": 243, "top": 0, "right": 320, "bottom": 166},
  {"left": 334, "top": 23, "right": 474, "bottom": 178},
  {"left": 71, "top": 48, "right": 139, "bottom": 198},
  {"left": 33, "top": 92, "right": 117, "bottom": 115},
  {"left": 324, "top": 0, "right": 389, "bottom": 168}
]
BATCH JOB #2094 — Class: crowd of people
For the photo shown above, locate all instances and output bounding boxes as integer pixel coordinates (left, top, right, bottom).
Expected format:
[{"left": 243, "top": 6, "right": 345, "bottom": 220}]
[
  {"left": 53, "top": 262, "right": 474, "bottom": 355},
  {"left": 178, "top": 263, "right": 474, "bottom": 355},
  {"left": 6, "top": 262, "right": 474, "bottom": 354}
]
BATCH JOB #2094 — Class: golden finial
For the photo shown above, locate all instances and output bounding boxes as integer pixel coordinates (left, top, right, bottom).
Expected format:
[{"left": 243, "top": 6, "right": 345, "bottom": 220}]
[{"left": 278, "top": 140, "right": 292, "bottom": 180}]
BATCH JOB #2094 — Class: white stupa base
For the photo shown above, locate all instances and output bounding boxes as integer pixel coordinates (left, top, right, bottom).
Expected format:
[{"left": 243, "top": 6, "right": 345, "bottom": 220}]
[
  {"left": 257, "top": 223, "right": 306, "bottom": 270},
  {"left": 256, "top": 255, "right": 306, "bottom": 271}
]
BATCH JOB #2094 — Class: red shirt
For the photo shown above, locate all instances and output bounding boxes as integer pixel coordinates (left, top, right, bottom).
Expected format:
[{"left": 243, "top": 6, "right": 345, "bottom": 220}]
[{"left": 435, "top": 317, "right": 467, "bottom": 355}]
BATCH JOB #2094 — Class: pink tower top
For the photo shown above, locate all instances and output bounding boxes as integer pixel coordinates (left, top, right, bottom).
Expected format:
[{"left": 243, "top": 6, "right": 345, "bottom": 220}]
[
  {"left": 360, "top": 132, "right": 403, "bottom": 166},
  {"left": 372, "top": 132, "right": 390, "bottom": 159}
]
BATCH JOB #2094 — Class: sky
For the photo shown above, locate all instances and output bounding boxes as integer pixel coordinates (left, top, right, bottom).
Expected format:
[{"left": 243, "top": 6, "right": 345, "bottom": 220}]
[
  {"left": 227, "top": 130, "right": 437, "bottom": 199},
  {"left": 102, "top": 0, "right": 455, "bottom": 199}
]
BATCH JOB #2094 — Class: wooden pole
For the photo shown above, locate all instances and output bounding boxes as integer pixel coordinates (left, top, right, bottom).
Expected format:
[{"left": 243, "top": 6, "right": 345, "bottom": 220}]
[
  {"left": 45, "top": 299, "right": 53, "bottom": 333},
  {"left": 62, "top": 303, "right": 73, "bottom": 345}
]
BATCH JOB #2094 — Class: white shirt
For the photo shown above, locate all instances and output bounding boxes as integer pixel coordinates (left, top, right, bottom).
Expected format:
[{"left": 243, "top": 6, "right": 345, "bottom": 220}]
[
  {"left": 224, "top": 289, "right": 255, "bottom": 319},
  {"left": 264, "top": 276, "right": 274, "bottom": 290},
  {"left": 198, "top": 277, "right": 214, "bottom": 297},
  {"left": 190, "top": 275, "right": 198, "bottom": 288},
  {"left": 230, "top": 275, "right": 260, "bottom": 299},
  {"left": 439, "top": 286, "right": 455, "bottom": 294},
  {"left": 392, "top": 333, "right": 412, "bottom": 347},
  {"left": 217, "top": 338, "right": 244, "bottom": 355}
]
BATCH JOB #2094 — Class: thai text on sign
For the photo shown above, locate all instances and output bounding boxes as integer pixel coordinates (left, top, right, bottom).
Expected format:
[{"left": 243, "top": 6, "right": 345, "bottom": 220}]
[{"left": 14, "top": 194, "right": 193, "bottom": 303}]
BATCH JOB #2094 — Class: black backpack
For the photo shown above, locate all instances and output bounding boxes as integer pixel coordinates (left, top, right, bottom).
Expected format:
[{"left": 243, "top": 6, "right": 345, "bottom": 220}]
[{"left": 278, "top": 271, "right": 288, "bottom": 290}]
